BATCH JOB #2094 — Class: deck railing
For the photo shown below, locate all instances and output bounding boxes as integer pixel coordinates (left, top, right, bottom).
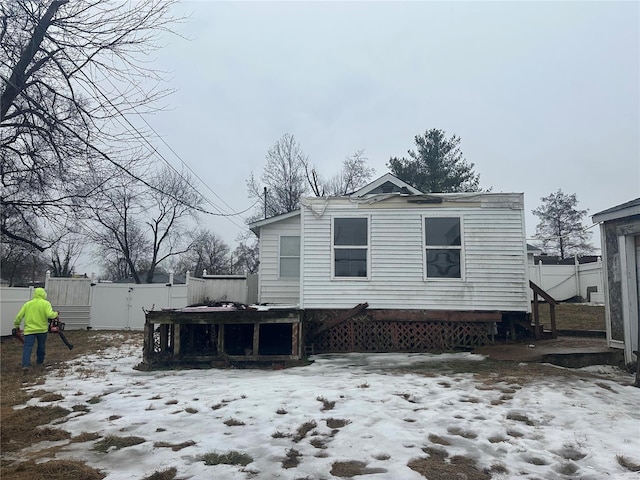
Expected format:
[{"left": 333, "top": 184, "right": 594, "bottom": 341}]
[{"left": 529, "top": 280, "right": 557, "bottom": 339}]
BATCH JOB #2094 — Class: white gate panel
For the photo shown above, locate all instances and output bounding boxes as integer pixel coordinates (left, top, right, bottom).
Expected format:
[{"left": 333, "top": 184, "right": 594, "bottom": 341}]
[
  {"left": 90, "top": 283, "right": 188, "bottom": 330},
  {"left": 0, "top": 287, "right": 32, "bottom": 336},
  {"left": 90, "top": 284, "right": 130, "bottom": 330}
]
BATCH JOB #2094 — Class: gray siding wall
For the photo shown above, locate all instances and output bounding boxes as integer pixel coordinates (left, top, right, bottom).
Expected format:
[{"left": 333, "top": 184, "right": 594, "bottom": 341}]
[
  {"left": 301, "top": 194, "right": 529, "bottom": 311},
  {"left": 602, "top": 215, "right": 640, "bottom": 342},
  {"left": 258, "top": 215, "right": 301, "bottom": 305}
]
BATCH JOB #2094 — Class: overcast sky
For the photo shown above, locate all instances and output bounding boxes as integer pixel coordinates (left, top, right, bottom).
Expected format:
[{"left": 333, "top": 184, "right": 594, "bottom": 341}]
[{"left": 81, "top": 1, "right": 640, "bottom": 272}]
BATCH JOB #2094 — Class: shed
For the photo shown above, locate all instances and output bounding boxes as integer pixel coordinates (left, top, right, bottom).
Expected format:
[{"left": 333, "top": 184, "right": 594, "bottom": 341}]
[{"left": 592, "top": 198, "right": 640, "bottom": 364}]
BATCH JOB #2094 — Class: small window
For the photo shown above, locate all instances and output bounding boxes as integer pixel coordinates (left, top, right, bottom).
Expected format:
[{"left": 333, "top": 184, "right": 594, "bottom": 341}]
[
  {"left": 333, "top": 218, "right": 368, "bottom": 278},
  {"left": 425, "top": 217, "right": 462, "bottom": 279},
  {"left": 279, "top": 236, "right": 300, "bottom": 278}
]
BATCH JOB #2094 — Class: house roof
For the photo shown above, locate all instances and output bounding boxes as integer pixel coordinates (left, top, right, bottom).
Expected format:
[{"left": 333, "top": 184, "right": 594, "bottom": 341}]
[
  {"left": 527, "top": 243, "right": 542, "bottom": 253},
  {"left": 592, "top": 197, "right": 640, "bottom": 223},
  {"left": 249, "top": 209, "right": 301, "bottom": 234},
  {"left": 351, "top": 173, "right": 422, "bottom": 197}
]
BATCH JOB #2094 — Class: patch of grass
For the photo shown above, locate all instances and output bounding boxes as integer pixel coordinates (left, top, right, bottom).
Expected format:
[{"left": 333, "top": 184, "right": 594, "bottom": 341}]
[
  {"left": 71, "top": 431, "right": 102, "bottom": 443},
  {"left": 330, "top": 460, "right": 387, "bottom": 477},
  {"left": 506, "top": 429, "right": 524, "bottom": 438},
  {"left": 316, "top": 396, "right": 335, "bottom": 411},
  {"left": 72, "top": 404, "right": 90, "bottom": 412},
  {"left": 538, "top": 303, "right": 605, "bottom": 331},
  {"left": 184, "top": 407, "right": 198, "bottom": 414},
  {"left": 373, "top": 453, "right": 390, "bottom": 461},
  {"left": 617, "top": 455, "right": 640, "bottom": 472},
  {"left": 271, "top": 430, "right": 289, "bottom": 438},
  {"left": 506, "top": 412, "right": 536, "bottom": 426},
  {"left": 223, "top": 418, "right": 245, "bottom": 426},
  {"left": 525, "top": 455, "right": 549, "bottom": 466},
  {"left": 293, "top": 420, "right": 317, "bottom": 442},
  {"left": 107, "top": 415, "right": 121, "bottom": 421},
  {"left": 408, "top": 454, "right": 490, "bottom": 480},
  {"left": 165, "top": 399, "right": 178, "bottom": 405},
  {"left": 87, "top": 396, "right": 102, "bottom": 404},
  {"left": 489, "top": 463, "right": 509, "bottom": 474},
  {"left": 32, "top": 426, "right": 72, "bottom": 442},
  {"left": 556, "top": 462, "right": 579, "bottom": 475},
  {"left": 310, "top": 437, "right": 327, "bottom": 449},
  {"left": 488, "top": 434, "right": 507, "bottom": 443},
  {"left": 0, "top": 459, "right": 105, "bottom": 480},
  {"left": 325, "top": 418, "right": 350, "bottom": 429},
  {"left": 595, "top": 382, "right": 617, "bottom": 393},
  {"left": 358, "top": 382, "right": 370, "bottom": 388},
  {"left": 428, "top": 434, "right": 451, "bottom": 446},
  {"left": 211, "top": 403, "right": 223, "bottom": 410},
  {"left": 1, "top": 405, "right": 71, "bottom": 453},
  {"left": 447, "top": 426, "right": 478, "bottom": 439},
  {"left": 282, "top": 448, "right": 302, "bottom": 468},
  {"left": 199, "top": 451, "right": 253, "bottom": 466},
  {"left": 91, "top": 435, "right": 145, "bottom": 453},
  {"left": 39, "top": 392, "right": 64, "bottom": 402},
  {"left": 154, "top": 440, "right": 196, "bottom": 451},
  {"left": 556, "top": 446, "right": 586, "bottom": 460},
  {"left": 142, "top": 467, "right": 177, "bottom": 480}
]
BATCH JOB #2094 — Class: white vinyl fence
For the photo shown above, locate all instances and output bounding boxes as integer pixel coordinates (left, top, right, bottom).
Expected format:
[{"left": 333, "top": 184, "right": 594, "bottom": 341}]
[
  {"left": 528, "top": 260, "right": 604, "bottom": 303},
  {"left": 1, "top": 274, "right": 258, "bottom": 334},
  {"left": 0, "top": 287, "right": 33, "bottom": 336}
]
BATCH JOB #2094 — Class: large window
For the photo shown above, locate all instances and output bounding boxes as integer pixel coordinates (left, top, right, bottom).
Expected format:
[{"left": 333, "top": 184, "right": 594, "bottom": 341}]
[
  {"left": 425, "top": 217, "right": 462, "bottom": 279},
  {"left": 279, "top": 236, "right": 300, "bottom": 278},
  {"left": 333, "top": 218, "right": 368, "bottom": 278}
]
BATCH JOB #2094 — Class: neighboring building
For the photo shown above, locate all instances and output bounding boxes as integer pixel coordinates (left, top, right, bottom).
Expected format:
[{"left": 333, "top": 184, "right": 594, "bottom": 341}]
[
  {"left": 592, "top": 198, "right": 640, "bottom": 364},
  {"left": 250, "top": 174, "right": 531, "bottom": 353}
]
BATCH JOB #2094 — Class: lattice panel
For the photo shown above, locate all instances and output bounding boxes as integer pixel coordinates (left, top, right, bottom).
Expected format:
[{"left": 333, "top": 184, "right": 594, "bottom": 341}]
[{"left": 312, "top": 319, "right": 493, "bottom": 353}]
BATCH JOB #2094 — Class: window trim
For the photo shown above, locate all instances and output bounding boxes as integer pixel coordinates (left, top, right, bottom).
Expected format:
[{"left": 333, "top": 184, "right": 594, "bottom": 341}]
[
  {"left": 331, "top": 215, "right": 371, "bottom": 281},
  {"left": 422, "top": 215, "right": 465, "bottom": 281},
  {"left": 278, "top": 235, "right": 300, "bottom": 279}
]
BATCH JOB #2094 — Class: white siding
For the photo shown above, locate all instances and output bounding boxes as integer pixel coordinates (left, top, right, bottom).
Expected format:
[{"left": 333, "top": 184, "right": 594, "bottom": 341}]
[
  {"left": 300, "top": 194, "right": 529, "bottom": 311},
  {"left": 258, "top": 215, "right": 301, "bottom": 305}
]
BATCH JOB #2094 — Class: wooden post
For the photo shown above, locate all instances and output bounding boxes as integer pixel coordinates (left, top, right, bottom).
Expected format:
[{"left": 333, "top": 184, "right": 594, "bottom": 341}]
[
  {"left": 218, "top": 324, "right": 225, "bottom": 355},
  {"left": 532, "top": 294, "right": 541, "bottom": 339},
  {"left": 550, "top": 303, "right": 557, "bottom": 339},
  {"left": 253, "top": 323, "right": 260, "bottom": 357},
  {"left": 174, "top": 324, "right": 181, "bottom": 356}
]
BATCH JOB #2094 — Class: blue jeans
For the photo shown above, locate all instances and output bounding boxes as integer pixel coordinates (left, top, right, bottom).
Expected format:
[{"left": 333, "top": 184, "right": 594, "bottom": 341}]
[{"left": 22, "top": 333, "right": 48, "bottom": 367}]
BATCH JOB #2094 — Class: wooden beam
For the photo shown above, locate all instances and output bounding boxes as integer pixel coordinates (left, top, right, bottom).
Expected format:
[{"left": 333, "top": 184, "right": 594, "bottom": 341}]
[
  {"left": 309, "top": 303, "right": 369, "bottom": 338},
  {"left": 371, "top": 310, "right": 501, "bottom": 322}
]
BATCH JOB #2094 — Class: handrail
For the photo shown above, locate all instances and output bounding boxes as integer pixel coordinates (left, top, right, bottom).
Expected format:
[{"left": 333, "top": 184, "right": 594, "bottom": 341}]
[{"left": 529, "top": 281, "right": 557, "bottom": 339}]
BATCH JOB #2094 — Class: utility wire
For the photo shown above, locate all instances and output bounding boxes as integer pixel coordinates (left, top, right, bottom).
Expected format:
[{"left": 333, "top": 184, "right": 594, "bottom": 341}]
[{"left": 68, "top": 57, "right": 252, "bottom": 230}]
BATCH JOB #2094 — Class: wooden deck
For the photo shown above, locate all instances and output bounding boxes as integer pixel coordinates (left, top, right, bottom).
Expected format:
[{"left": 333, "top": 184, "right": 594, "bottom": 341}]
[{"left": 143, "top": 307, "right": 303, "bottom": 367}]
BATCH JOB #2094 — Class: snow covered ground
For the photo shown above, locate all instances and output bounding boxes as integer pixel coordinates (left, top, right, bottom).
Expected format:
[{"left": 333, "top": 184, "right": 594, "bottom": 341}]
[{"left": 17, "top": 333, "right": 640, "bottom": 479}]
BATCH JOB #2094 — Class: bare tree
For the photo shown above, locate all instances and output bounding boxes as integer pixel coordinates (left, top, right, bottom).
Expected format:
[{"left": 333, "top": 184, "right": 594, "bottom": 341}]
[
  {"left": 247, "top": 133, "right": 309, "bottom": 219},
  {"left": 174, "top": 230, "right": 231, "bottom": 277},
  {"left": 0, "top": 214, "right": 48, "bottom": 286},
  {"left": 306, "top": 150, "right": 375, "bottom": 196},
  {"left": 88, "top": 166, "right": 202, "bottom": 283},
  {"left": 49, "top": 232, "right": 86, "bottom": 277},
  {"left": 533, "top": 190, "right": 594, "bottom": 259},
  {"left": 233, "top": 232, "right": 259, "bottom": 275},
  {"left": 1, "top": 0, "right": 181, "bottom": 250},
  {"left": 144, "top": 167, "right": 203, "bottom": 283}
]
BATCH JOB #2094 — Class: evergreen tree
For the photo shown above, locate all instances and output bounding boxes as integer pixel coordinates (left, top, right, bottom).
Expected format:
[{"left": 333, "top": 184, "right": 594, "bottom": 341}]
[{"left": 387, "top": 128, "right": 482, "bottom": 193}]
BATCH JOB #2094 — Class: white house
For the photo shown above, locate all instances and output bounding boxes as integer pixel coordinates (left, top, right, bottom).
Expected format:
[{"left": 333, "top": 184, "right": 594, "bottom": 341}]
[
  {"left": 250, "top": 174, "right": 531, "bottom": 352},
  {"left": 593, "top": 198, "right": 640, "bottom": 364}
]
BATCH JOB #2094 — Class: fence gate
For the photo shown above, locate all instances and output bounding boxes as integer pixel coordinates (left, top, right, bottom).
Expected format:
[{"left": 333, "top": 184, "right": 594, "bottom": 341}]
[{"left": 45, "top": 277, "right": 92, "bottom": 329}]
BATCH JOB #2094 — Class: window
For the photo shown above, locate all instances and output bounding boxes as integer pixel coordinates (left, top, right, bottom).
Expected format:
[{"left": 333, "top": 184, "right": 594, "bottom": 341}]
[
  {"left": 333, "top": 218, "right": 368, "bottom": 278},
  {"left": 279, "top": 236, "right": 300, "bottom": 278},
  {"left": 425, "top": 217, "right": 462, "bottom": 279}
]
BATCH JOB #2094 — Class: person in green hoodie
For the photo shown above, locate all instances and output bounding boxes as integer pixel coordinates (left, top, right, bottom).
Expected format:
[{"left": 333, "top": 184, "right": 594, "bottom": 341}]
[{"left": 13, "top": 287, "right": 58, "bottom": 369}]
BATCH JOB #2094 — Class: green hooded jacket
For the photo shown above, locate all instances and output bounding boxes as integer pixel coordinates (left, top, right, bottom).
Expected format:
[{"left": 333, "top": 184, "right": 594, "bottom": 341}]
[{"left": 13, "top": 288, "right": 58, "bottom": 335}]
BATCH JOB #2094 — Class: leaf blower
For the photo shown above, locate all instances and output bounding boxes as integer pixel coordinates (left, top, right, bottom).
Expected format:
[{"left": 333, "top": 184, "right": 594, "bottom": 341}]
[{"left": 49, "top": 318, "right": 74, "bottom": 350}]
